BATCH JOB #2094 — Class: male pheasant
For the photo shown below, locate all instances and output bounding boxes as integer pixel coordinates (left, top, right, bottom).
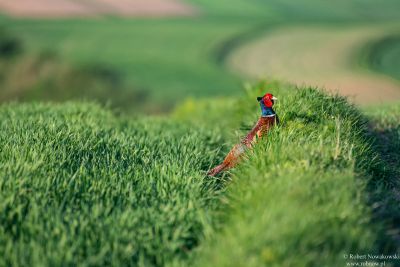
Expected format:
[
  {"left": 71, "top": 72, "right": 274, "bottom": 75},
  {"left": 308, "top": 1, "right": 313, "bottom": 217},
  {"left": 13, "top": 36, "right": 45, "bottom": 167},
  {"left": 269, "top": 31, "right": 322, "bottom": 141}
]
[{"left": 207, "top": 93, "right": 279, "bottom": 176}]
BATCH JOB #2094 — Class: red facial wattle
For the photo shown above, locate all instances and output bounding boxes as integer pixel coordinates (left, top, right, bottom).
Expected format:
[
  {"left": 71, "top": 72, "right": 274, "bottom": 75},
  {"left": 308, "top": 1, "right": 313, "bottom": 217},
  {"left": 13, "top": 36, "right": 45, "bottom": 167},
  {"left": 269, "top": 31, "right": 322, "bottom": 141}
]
[{"left": 263, "top": 94, "right": 274, "bottom": 108}]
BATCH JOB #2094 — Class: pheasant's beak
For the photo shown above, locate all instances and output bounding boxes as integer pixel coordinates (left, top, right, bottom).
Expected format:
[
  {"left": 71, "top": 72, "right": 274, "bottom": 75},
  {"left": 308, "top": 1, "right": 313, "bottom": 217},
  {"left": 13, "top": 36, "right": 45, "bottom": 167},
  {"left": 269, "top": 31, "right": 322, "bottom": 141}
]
[{"left": 271, "top": 96, "right": 278, "bottom": 101}]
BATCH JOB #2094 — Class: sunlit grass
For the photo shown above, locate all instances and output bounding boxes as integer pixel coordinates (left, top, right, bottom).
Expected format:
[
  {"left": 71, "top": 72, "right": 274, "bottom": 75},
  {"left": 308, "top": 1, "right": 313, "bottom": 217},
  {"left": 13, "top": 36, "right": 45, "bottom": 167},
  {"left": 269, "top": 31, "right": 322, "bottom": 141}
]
[
  {"left": 184, "top": 85, "right": 398, "bottom": 266},
  {"left": 2, "top": 83, "right": 397, "bottom": 266},
  {"left": 0, "top": 102, "right": 226, "bottom": 266}
]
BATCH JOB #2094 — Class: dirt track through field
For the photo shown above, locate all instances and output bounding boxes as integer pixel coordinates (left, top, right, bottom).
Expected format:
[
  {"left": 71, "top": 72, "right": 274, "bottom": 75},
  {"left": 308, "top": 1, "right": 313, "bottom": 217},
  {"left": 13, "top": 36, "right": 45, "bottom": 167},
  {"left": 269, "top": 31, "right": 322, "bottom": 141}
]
[
  {"left": 0, "top": 0, "right": 196, "bottom": 18},
  {"left": 228, "top": 25, "right": 400, "bottom": 105}
]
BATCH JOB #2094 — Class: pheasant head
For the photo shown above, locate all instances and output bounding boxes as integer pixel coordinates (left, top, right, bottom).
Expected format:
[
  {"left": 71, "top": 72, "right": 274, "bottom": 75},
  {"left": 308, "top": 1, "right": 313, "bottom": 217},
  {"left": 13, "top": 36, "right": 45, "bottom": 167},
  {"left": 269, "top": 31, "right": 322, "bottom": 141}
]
[{"left": 257, "top": 93, "right": 277, "bottom": 117}]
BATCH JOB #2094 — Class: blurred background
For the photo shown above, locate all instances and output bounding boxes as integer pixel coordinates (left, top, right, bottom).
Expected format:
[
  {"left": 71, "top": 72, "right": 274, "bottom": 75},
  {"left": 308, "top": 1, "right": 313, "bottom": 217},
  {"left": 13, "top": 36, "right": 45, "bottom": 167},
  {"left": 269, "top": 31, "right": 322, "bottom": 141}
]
[{"left": 0, "top": 0, "right": 399, "bottom": 113}]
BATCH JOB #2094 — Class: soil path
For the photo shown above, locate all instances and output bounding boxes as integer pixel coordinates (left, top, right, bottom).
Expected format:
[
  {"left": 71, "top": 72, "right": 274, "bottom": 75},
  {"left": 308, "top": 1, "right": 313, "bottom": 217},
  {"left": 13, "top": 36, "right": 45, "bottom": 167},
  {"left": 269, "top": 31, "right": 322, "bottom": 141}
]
[
  {"left": 0, "top": 0, "right": 196, "bottom": 18},
  {"left": 228, "top": 25, "right": 400, "bottom": 105}
]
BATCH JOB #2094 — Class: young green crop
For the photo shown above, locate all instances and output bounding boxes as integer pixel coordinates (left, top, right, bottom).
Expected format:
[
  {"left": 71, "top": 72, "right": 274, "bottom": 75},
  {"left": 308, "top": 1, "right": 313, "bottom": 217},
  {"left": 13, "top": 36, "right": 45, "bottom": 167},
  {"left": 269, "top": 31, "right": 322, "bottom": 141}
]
[
  {"left": 1, "top": 85, "right": 399, "bottom": 266},
  {"left": 0, "top": 102, "right": 226, "bottom": 266},
  {"left": 182, "top": 84, "right": 399, "bottom": 266}
]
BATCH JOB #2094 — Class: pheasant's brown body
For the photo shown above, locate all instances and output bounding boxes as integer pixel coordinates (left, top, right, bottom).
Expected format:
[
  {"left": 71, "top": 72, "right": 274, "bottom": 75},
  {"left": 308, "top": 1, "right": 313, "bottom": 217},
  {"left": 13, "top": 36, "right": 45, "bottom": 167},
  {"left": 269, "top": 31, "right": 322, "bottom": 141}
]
[{"left": 207, "top": 115, "right": 278, "bottom": 176}]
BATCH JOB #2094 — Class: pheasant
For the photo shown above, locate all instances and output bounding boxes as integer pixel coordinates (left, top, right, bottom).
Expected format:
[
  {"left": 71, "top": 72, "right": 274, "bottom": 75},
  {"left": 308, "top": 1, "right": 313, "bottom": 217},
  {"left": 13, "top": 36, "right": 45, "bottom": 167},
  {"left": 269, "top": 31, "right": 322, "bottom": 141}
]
[{"left": 207, "top": 93, "right": 279, "bottom": 176}]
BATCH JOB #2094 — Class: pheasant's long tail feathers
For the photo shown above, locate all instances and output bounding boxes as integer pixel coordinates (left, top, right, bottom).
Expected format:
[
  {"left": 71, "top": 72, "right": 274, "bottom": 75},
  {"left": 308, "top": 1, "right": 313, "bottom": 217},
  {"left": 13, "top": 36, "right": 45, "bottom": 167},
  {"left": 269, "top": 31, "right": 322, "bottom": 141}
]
[{"left": 207, "top": 163, "right": 228, "bottom": 176}]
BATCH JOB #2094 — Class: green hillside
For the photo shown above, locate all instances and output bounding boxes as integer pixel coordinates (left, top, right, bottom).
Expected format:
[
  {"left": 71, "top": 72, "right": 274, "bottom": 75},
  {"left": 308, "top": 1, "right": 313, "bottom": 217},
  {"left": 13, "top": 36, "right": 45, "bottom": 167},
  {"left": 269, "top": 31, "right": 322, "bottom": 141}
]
[
  {"left": 1, "top": 0, "right": 399, "bottom": 111},
  {"left": 192, "top": 88, "right": 400, "bottom": 266},
  {"left": 1, "top": 84, "right": 399, "bottom": 266},
  {"left": 361, "top": 35, "right": 400, "bottom": 80}
]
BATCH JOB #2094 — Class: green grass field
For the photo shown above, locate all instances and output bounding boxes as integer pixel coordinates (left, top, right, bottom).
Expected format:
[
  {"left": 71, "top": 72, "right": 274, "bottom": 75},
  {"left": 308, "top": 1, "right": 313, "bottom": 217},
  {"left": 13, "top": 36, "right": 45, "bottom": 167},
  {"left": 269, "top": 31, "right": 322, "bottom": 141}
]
[
  {"left": 192, "top": 90, "right": 400, "bottom": 266},
  {"left": 0, "top": 17, "right": 252, "bottom": 110},
  {"left": 1, "top": 83, "right": 400, "bottom": 266},
  {"left": 1, "top": 1, "right": 400, "bottom": 266},
  {"left": 0, "top": 102, "right": 226, "bottom": 266},
  {"left": 1, "top": 0, "right": 400, "bottom": 111}
]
